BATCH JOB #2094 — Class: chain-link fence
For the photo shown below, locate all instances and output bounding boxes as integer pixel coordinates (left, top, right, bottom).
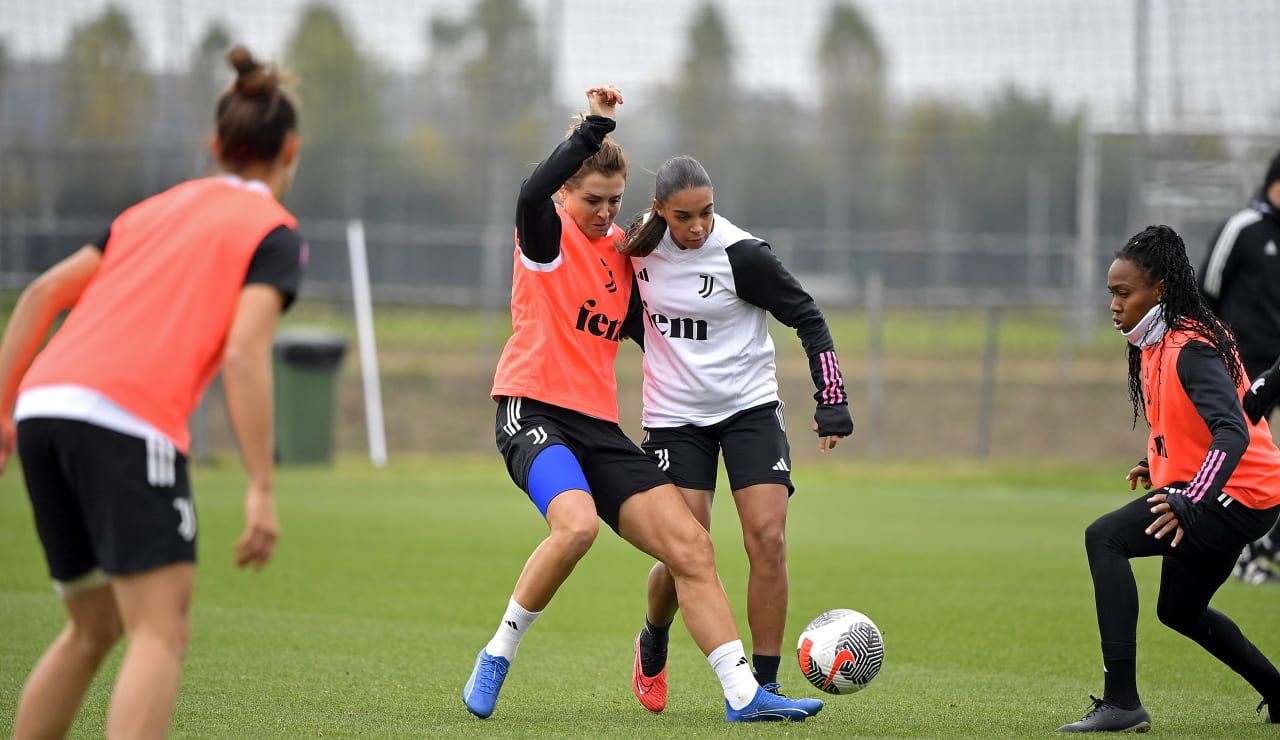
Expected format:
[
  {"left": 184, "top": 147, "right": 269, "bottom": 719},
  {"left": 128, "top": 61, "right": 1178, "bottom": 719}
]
[{"left": 2, "top": 0, "right": 1278, "bottom": 460}]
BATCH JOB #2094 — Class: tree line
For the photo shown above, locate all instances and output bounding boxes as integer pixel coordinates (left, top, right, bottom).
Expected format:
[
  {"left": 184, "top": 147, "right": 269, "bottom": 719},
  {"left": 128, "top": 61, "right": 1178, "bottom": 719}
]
[{"left": 0, "top": 0, "right": 1220, "bottom": 240}]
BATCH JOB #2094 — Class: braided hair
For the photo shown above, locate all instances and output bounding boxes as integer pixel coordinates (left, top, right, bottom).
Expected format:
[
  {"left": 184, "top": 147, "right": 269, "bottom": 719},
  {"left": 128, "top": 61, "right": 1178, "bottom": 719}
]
[{"left": 1116, "top": 224, "right": 1244, "bottom": 425}]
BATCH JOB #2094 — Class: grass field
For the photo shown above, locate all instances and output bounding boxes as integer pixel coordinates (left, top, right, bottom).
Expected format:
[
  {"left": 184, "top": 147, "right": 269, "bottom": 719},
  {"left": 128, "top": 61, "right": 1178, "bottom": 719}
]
[{"left": 3, "top": 456, "right": 1280, "bottom": 737}]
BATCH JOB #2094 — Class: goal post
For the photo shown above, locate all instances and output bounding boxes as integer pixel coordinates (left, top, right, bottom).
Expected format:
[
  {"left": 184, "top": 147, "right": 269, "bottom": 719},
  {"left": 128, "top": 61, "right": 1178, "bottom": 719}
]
[{"left": 346, "top": 219, "right": 388, "bottom": 468}]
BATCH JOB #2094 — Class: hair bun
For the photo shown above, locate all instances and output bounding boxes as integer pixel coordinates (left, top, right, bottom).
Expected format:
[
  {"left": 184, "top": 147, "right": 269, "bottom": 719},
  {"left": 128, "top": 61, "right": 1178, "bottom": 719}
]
[
  {"left": 227, "top": 46, "right": 258, "bottom": 77},
  {"left": 226, "top": 45, "right": 280, "bottom": 98}
]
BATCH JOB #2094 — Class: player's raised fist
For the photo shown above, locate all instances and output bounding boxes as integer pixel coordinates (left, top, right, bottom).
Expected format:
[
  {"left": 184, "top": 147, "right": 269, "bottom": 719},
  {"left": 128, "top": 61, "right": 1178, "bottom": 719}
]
[{"left": 586, "top": 85, "right": 623, "bottom": 118}]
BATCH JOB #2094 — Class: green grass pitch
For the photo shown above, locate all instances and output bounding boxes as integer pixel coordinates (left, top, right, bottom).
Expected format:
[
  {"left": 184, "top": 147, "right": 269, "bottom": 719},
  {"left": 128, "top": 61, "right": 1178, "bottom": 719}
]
[{"left": 2, "top": 456, "right": 1278, "bottom": 737}]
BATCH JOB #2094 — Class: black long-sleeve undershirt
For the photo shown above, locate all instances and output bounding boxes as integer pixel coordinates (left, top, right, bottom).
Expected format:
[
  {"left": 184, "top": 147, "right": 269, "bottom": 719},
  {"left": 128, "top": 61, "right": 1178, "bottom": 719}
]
[
  {"left": 728, "top": 238, "right": 847, "bottom": 408},
  {"left": 514, "top": 115, "right": 616, "bottom": 265},
  {"left": 1176, "top": 340, "right": 1250, "bottom": 499}
]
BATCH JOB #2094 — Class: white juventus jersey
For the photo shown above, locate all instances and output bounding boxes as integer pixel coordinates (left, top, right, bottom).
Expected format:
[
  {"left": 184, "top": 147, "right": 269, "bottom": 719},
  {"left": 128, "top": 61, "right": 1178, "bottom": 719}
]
[{"left": 632, "top": 214, "right": 841, "bottom": 428}]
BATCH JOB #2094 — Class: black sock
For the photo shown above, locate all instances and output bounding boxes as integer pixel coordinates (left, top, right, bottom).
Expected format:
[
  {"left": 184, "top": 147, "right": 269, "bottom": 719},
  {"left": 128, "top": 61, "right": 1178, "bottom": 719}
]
[
  {"left": 752, "top": 654, "right": 781, "bottom": 685},
  {"left": 640, "top": 618, "right": 670, "bottom": 677},
  {"left": 1102, "top": 657, "right": 1140, "bottom": 710}
]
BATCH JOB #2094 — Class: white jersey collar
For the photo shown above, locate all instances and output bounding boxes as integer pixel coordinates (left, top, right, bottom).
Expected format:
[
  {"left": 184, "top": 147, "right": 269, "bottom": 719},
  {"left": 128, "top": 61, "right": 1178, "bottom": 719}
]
[{"left": 215, "top": 173, "right": 274, "bottom": 198}]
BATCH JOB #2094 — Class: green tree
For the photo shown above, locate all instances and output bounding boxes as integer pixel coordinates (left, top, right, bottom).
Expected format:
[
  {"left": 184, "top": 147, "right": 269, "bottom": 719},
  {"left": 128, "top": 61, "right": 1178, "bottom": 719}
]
[
  {"left": 889, "top": 100, "right": 985, "bottom": 291},
  {"left": 971, "top": 86, "right": 1080, "bottom": 235},
  {"left": 424, "top": 0, "right": 549, "bottom": 223},
  {"left": 284, "top": 2, "right": 384, "bottom": 217},
  {"left": 188, "top": 24, "right": 233, "bottom": 127},
  {"left": 892, "top": 101, "right": 982, "bottom": 229},
  {"left": 732, "top": 95, "right": 827, "bottom": 229},
  {"left": 57, "top": 7, "right": 152, "bottom": 215},
  {"left": 817, "top": 0, "right": 887, "bottom": 230},
  {"left": 0, "top": 37, "right": 8, "bottom": 125},
  {"left": 0, "top": 37, "right": 16, "bottom": 217},
  {"left": 672, "top": 2, "right": 738, "bottom": 200},
  {"left": 180, "top": 23, "right": 234, "bottom": 177}
]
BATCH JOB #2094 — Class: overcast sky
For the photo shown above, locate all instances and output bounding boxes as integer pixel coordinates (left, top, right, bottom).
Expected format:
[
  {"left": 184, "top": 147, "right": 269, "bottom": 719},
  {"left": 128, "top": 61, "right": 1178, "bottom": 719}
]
[{"left": 2, "top": 0, "right": 1277, "bottom": 132}]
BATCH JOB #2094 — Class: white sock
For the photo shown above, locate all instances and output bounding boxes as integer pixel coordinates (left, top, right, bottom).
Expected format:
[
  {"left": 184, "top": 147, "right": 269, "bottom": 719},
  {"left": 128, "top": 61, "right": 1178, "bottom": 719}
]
[
  {"left": 708, "top": 640, "right": 760, "bottom": 709},
  {"left": 484, "top": 597, "right": 541, "bottom": 661}
]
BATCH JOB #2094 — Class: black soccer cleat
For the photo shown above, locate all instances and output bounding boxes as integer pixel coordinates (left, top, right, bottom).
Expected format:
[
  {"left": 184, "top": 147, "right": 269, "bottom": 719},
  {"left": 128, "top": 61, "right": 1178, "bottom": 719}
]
[
  {"left": 1258, "top": 699, "right": 1276, "bottom": 724},
  {"left": 1057, "top": 695, "right": 1151, "bottom": 733}
]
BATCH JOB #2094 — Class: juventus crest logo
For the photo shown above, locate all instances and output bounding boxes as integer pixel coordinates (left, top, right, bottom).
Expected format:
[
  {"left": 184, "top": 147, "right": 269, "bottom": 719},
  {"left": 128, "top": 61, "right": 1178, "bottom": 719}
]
[
  {"left": 698, "top": 274, "right": 713, "bottom": 298},
  {"left": 600, "top": 258, "right": 618, "bottom": 293}
]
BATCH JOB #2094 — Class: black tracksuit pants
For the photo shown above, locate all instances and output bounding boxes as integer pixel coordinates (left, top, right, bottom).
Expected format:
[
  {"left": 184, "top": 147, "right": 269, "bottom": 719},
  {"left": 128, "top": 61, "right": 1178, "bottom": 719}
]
[{"left": 1084, "top": 492, "right": 1280, "bottom": 702}]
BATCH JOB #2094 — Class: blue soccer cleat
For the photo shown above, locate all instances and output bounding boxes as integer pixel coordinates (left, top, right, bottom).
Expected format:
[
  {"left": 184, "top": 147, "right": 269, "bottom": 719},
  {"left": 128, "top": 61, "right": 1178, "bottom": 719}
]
[
  {"left": 463, "top": 649, "right": 509, "bottom": 719},
  {"left": 725, "top": 685, "right": 824, "bottom": 722}
]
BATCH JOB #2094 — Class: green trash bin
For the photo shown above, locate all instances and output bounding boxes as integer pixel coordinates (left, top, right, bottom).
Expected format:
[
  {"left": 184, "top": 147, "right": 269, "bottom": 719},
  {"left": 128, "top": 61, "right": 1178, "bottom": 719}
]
[{"left": 273, "top": 328, "right": 348, "bottom": 464}]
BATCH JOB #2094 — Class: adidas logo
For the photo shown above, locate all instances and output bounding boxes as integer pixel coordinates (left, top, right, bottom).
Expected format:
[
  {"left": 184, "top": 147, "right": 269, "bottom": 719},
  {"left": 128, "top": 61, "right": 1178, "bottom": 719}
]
[
  {"left": 772, "top": 458, "right": 790, "bottom": 472},
  {"left": 637, "top": 267, "right": 650, "bottom": 282},
  {"left": 505, "top": 620, "right": 519, "bottom": 631},
  {"left": 735, "top": 656, "right": 750, "bottom": 667}
]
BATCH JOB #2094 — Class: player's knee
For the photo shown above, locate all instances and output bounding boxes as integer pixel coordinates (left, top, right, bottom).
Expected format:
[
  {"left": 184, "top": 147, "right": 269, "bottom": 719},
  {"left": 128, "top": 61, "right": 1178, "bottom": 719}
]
[
  {"left": 1083, "top": 517, "right": 1115, "bottom": 557},
  {"left": 666, "top": 527, "right": 716, "bottom": 579},
  {"left": 164, "top": 619, "right": 192, "bottom": 658},
  {"left": 742, "top": 526, "right": 786, "bottom": 569},
  {"left": 65, "top": 613, "right": 123, "bottom": 659},
  {"left": 1154, "top": 598, "right": 1198, "bottom": 635},
  {"left": 126, "top": 613, "right": 192, "bottom": 658},
  {"left": 552, "top": 516, "right": 599, "bottom": 558}
]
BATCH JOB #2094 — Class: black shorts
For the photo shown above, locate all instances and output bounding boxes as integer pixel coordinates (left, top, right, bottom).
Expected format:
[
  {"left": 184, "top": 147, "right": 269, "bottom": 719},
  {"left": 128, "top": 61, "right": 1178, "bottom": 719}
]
[
  {"left": 1094, "top": 484, "right": 1280, "bottom": 559},
  {"left": 495, "top": 396, "right": 671, "bottom": 533},
  {"left": 18, "top": 418, "right": 197, "bottom": 585},
  {"left": 641, "top": 401, "right": 794, "bottom": 494},
  {"left": 1170, "top": 485, "right": 1280, "bottom": 556}
]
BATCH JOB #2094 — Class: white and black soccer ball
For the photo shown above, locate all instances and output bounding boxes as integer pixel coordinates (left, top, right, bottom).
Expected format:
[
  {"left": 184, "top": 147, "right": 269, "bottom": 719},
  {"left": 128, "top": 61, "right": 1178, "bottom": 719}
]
[{"left": 796, "top": 608, "right": 884, "bottom": 695}]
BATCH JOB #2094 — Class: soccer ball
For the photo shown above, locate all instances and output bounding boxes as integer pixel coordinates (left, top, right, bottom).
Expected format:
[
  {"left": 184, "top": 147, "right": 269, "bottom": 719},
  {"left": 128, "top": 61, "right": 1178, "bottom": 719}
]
[{"left": 796, "top": 608, "right": 884, "bottom": 694}]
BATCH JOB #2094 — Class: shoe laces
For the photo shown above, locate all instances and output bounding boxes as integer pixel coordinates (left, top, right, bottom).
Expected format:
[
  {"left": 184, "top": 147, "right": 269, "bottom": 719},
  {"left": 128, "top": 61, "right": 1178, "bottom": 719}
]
[
  {"left": 477, "top": 656, "right": 508, "bottom": 692},
  {"left": 761, "top": 682, "right": 787, "bottom": 697},
  {"left": 1079, "top": 694, "right": 1109, "bottom": 720}
]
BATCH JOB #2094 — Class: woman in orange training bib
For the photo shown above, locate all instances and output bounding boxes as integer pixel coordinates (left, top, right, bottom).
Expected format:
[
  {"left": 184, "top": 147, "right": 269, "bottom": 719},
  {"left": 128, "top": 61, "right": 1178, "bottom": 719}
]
[
  {"left": 462, "top": 85, "right": 823, "bottom": 724},
  {"left": 1058, "top": 225, "right": 1280, "bottom": 733},
  {"left": 0, "top": 46, "right": 304, "bottom": 738}
]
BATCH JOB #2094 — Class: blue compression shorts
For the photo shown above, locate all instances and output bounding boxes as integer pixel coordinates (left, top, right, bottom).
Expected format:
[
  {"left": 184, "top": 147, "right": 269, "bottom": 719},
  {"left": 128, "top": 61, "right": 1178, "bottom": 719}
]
[{"left": 527, "top": 444, "right": 591, "bottom": 517}]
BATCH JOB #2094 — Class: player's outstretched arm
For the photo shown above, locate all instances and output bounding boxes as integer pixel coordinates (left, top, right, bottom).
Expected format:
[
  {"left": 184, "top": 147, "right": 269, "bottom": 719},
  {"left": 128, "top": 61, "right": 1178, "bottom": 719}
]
[
  {"left": 515, "top": 86, "right": 623, "bottom": 264},
  {"left": 0, "top": 245, "right": 101, "bottom": 474},
  {"left": 222, "top": 284, "right": 284, "bottom": 570}
]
